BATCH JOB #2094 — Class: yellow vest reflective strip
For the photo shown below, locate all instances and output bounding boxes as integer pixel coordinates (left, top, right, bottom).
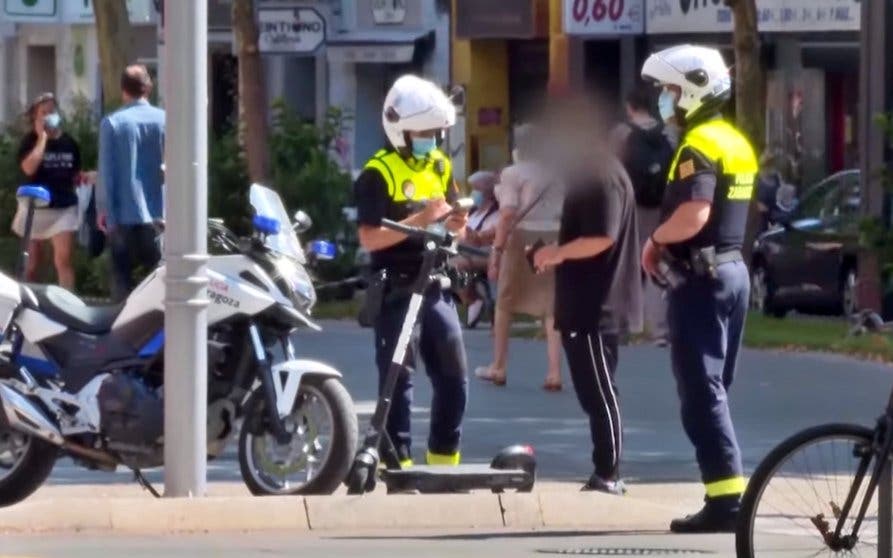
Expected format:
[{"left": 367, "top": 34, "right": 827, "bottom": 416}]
[
  {"left": 363, "top": 148, "right": 452, "bottom": 202},
  {"left": 705, "top": 476, "right": 747, "bottom": 498},
  {"left": 426, "top": 450, "right": 461, "bottom": 466},
  {"left": 667, "top": 120, "right": 758, "bottom": 201}
]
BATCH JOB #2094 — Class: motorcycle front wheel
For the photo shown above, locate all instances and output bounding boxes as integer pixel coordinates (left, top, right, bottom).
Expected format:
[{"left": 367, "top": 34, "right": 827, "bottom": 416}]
[
  {"left": 0, "top": 425, "right": 57, "bottom": 507},
  {"left": 238, "top": 376, "right": 357, "bottom": 495}
]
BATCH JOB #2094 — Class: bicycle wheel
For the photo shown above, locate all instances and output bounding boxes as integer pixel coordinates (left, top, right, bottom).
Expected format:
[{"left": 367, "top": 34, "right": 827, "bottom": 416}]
[{"left": 737, "top": 423, "right": 879, "bottom": 557}]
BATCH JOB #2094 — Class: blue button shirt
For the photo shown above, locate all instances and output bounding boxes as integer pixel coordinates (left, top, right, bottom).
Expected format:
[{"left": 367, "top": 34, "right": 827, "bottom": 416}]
[{"left": 97, "top": 100, "right": 165, "bottom": 227}]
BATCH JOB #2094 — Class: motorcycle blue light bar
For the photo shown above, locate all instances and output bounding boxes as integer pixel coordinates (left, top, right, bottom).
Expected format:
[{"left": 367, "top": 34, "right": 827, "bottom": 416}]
[
  {"left": 252, "top": 215, "right": 281, "bottom": 235},
  {"left": 310, "top": 240, "right": 337, "bottom": 260}
]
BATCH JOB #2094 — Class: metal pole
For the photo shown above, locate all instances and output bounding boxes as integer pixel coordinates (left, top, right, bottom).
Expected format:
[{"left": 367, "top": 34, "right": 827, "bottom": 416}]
[
  {"left": 162, "top": 0, "right": 209, "bottom": 498},
  {"left": 879, "top": 458, "right": 891, "bottom": 558}
]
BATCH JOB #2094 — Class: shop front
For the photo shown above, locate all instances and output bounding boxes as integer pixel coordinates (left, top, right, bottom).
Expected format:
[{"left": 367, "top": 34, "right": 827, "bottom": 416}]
[
  {"left": 645, "top": 0, "right": 862, "bottom": 190},
  {"left": 452, "top": 0, "right": 551, "bottom": 179}
]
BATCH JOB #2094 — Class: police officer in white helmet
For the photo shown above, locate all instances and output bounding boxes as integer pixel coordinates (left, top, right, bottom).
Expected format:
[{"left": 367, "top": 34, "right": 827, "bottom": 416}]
[
  {"left": 354, "top": 75, "right": 469, "bottom": 468},
  {"left": 641, "top": 45, "right": 758, "bottom": 533}
]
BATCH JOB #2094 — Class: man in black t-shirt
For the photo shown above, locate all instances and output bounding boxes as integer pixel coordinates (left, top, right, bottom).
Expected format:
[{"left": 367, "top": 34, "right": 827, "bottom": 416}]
[{"left": 533, "top": 157, "right": 642, "bottom": 495}]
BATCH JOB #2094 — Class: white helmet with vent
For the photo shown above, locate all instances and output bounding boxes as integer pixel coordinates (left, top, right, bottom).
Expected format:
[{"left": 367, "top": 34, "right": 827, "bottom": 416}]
[
  {"left": 382, "top": 74, "right": 456, "bottom": 150},
  {"left": 641, "top": 45, "right": 732, "bottom": 119}
]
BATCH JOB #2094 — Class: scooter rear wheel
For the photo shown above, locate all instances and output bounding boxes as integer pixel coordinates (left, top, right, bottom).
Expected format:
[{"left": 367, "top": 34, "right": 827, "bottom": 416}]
[{"left": 346, "top": 461, "right": 374, "bottom": 495}]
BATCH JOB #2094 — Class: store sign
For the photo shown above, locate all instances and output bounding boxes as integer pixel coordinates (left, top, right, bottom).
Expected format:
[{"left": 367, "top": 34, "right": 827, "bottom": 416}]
[
  {"left": 455, "top": 0, "right": 540, "bottom": 39},
  {"left": 63, "top": 0, "right": 156, "bottom": 24},
  {"left": 372, "top": 0, "right": 406, "bottom": 25},
  {"left": 2, "top": 0, "right": 155, "bottom": 23},
  {"left": 647, "top": 0, "right": 860, "bottom": 34},
  {"left": 564, "top": 0, "right": 644, "bottom": 35},
  {"left": 258, "top": 7, "right": 325, "bottom": 54},
  {"left": 3, "top": 0, "right": 57, "bottom": 20}
]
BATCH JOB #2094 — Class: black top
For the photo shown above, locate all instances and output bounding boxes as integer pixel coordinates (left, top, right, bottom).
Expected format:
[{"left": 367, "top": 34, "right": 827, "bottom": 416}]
[
  {"left": 354, "top": 156, "right": 456, "bottom": 277},
  {"left": 555, "top": 159, "right": 643, "bottom": 335},
  {"left": 17, "top": 132, "right": 81, "bottom": 208}
]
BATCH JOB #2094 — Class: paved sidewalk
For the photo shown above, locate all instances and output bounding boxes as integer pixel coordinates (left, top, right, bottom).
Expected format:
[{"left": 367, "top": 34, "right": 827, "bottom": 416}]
[{"left": 0, "top": 481, "right": 706, "bottom": 534}]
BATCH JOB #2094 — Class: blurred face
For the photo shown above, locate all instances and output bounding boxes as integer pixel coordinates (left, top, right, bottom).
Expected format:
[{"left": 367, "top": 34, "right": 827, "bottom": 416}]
[
  {"left": 33, "top": 100, "right": 55, "bottom": 124},
  {"left": 408, "top": 129, "right": 441, "bottom": 158}
]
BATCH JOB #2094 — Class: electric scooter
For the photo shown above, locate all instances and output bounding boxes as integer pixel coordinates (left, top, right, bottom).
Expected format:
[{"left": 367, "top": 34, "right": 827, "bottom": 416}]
[{"left": 346, "top": 217, "right": 536, "bottom": 495}]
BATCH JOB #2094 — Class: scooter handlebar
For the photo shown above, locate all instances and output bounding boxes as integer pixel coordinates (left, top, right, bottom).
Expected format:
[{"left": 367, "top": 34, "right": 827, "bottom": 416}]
[{"left": 380, "top": 219, "right": 490, "bottom": 259}]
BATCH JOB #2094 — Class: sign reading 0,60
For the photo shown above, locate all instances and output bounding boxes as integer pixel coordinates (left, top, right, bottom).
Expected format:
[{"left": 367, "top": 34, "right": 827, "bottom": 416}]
[{"left": 571, "top": 0, "right": 625, "bottom": 24}]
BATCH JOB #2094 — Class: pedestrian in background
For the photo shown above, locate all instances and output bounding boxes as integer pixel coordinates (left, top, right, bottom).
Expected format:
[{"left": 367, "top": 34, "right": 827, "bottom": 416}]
[
  {"left": 533, "top": 97, "right": 642, "bottom": 495},
  {"left": 475, "top": 124, "right": 564, "bottom": 391},
  {"left": 14, "top": 92, "right": 82, "bottom": 289},
  {"left": 452, "top": 170, "right": 499, "bottom": 327},
  {"left": 611, "top": 87, "right": 676, "bottom": 345},
  {"left": 96, "top": 64, "right": 166, "bottom": 302}
]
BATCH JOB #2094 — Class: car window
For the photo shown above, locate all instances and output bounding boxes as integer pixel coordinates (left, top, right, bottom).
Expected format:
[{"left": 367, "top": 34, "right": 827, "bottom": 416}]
[{"left": 797, "top": 177, "right": 839, "bottom": 220}]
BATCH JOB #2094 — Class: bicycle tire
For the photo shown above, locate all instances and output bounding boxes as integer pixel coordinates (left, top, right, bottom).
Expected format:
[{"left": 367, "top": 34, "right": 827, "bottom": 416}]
[{"left": 737, "top": 423, "right": 876, "bottom": 557}]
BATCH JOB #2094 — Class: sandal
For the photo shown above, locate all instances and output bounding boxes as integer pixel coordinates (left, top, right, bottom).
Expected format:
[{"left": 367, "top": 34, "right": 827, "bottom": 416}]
[{"left": 474, "top": 366, "right": 506, "bottom": 386}]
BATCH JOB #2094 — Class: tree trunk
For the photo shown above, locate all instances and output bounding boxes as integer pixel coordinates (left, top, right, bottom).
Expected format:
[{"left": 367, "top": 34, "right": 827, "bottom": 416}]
[
  {"left": 232, "top": 0, "right": 271, "bottom": 183},
  {"left": 725, "top": 0, "right": 766, "bottom": 262},
  {"left": 93, "top": 0, "right": 133, "bottom": 113}
]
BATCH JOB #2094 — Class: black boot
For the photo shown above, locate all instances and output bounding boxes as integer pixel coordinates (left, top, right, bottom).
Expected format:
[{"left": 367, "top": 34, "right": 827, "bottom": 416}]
[{"left": 670, "top": 495, "right": 740, "bottom": 534}]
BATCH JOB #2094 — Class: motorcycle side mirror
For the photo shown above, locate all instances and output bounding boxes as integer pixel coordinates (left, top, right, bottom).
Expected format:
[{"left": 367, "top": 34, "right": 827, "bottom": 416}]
[{"left": 293, "top": 211, "right": 313, "bottom": 233}]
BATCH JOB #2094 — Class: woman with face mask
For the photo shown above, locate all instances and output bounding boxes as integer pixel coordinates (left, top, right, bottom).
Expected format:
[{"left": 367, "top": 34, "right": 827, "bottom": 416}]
[{"left": 13, "top": 93, "right": 83, "bottom": 289}]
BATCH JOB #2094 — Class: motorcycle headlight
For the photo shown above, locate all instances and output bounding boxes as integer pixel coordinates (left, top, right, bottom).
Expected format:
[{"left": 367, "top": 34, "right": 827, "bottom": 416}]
[{"left": 273, "top": 255, "right": 317, "bottom": 311}]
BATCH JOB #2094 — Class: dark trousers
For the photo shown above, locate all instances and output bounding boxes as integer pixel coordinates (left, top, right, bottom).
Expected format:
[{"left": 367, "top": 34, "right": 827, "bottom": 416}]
[
  {"left": 374, "top": 286, "right": 468, "bottom": 461},
  {"left": 562, "top": 331, "right": 622, "bottom": 480},
  {"left": 666, "top": 260, "right": 749, "bottom": 497},
  {"left": 109, "top": 224, "right": 161, "bottom": 302}
]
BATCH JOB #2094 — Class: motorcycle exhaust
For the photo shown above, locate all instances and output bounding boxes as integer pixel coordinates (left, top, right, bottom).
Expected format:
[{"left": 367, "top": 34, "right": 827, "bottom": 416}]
[{"left": 0, "top": 383, "right": 64, "bottom": 446}]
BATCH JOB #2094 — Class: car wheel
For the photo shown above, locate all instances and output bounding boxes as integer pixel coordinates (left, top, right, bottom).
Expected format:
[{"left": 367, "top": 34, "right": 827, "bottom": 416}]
[
  {"left": 752, "top": 264, "right": 787, "bottom": 318},
  {"left": 840, "top": 268, "right": 858, "bottom": 317}
]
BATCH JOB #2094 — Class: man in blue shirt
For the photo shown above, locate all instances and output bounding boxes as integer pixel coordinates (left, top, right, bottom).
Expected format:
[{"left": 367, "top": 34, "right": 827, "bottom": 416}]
[{"left": 96, "top": 65, "right": 166, "bottom": 301}]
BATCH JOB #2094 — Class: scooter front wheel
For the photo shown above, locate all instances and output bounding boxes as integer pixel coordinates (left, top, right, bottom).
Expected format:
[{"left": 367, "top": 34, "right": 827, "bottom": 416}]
[{"left": 346, "top": 460, "right": 375, "bottom": 495}]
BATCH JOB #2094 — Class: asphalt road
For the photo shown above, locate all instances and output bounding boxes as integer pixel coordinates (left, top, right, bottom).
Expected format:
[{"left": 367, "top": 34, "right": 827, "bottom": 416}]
[
  {"left": 45, "top": 320, "right": 892, "bottom": 487},
  {"left": 0, "top": 531, "right": 741, "bottom": 557}
]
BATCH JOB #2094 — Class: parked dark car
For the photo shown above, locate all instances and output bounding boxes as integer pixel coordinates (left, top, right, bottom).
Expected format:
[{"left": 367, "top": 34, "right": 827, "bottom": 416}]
[{"left": 750, "top": 169, "right": 861, "bottom": 318}]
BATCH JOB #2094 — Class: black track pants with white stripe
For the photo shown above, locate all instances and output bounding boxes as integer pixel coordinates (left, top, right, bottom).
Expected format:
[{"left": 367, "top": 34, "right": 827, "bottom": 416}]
[{"left": 561, "top": 331, "right": 622, "bottom": 480}]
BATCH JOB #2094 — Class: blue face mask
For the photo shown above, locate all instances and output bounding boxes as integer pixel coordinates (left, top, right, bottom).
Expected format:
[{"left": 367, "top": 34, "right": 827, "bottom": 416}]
[
  {"left": 658, "top": 89, "right": 678, "bottom": 122},
  {"left": 471, "top": 190, "right": 485, "bottom": 208},
  {"left": 44, "top": 112, "right": 61, "bottom": 130},
  {"left": 411, "top": 136, "right": 437, "bottom": 158}
]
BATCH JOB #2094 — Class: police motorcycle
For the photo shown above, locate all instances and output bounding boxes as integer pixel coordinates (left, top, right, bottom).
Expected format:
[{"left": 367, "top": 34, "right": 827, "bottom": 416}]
[
  {"left": 346, "top": 209, "right": 536, "bottom": 495},
  {"left": 0, "top": 183, "right": 357, "bottom": 507}
]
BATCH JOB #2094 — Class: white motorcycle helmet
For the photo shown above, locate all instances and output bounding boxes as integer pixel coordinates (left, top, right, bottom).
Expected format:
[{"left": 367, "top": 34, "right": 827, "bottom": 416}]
[
  {"left": 641, "top": 45, "right": 732, "bottom": 120},
  {"left": 382, "top": 74, "right": 456, "bottom": 151}
]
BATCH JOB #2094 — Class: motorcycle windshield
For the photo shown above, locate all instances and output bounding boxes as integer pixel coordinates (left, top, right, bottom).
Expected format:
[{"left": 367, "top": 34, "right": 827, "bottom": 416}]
[{"left": 249, "top": 183, "right": 306, "bottom": 264}]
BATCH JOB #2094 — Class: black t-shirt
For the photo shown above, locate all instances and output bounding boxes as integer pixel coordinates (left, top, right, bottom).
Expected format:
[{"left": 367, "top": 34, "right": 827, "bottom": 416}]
[
  {"left": 555, "top": 159, "right": 643, "bottom": 335},
  {"left": 659, "top": 145, "right": 750, "bottom": 259},
  {"left": 354, "top": 153, "right": 456, "bottom": 276},
  {"left": 17, "top": 132, "right": 81, "bottom": 208}
]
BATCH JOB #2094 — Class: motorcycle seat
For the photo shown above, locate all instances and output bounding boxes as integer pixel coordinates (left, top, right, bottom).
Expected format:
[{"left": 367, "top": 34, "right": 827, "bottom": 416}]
[{"left": 21, "top": 285, "right": 123, "bottom": 335}]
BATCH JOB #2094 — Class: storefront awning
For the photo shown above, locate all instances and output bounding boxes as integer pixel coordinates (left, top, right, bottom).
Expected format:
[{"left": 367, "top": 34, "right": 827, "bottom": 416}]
[{"left": 326, "top": 30, "right": 433, "bottom": 64}]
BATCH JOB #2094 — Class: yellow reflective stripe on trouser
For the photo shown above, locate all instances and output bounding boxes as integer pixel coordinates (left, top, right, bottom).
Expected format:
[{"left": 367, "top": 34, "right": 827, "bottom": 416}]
[
  {"left": 426, "top": 450, "right": 461, "bottom": 466},
  {"left": 705, "top": 476, "right": 746, "bottom": 498},
  {"left": 399, "top": 458, "right": 414, "bottom": 469}
]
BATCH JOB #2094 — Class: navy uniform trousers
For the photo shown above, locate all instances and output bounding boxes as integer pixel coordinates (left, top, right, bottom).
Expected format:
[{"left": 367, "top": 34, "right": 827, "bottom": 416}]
[
  {"left": 374, "top": 285, "right": 468, "bottom": 464},
  {"left": 666, "top": 260, "right": 749, "bottom": 498}
]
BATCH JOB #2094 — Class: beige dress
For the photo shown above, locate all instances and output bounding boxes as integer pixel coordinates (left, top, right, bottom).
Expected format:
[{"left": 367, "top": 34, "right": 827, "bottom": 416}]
[{"left": 494, "top": 162, "right": 563, "bottom": 318}]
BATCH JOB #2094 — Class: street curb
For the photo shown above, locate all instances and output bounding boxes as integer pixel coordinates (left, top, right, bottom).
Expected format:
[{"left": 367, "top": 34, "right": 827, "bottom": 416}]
[{"left": 0, "top": 492, "right": 679, "bottom": 534}]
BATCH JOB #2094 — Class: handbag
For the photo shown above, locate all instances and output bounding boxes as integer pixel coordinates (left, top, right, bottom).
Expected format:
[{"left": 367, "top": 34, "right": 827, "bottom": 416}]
[{"left": 77, "top": 185, "right": 106, "bottom": 258}]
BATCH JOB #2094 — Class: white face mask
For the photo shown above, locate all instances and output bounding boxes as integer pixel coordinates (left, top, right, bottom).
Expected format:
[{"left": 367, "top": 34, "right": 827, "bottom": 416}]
[{"left": 658, "top": 89, "right": 679, "bottom": 122}]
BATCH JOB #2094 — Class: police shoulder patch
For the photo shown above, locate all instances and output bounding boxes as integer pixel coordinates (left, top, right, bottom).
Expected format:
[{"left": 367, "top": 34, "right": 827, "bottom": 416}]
[
  {"left": 678, "top": 159, "right": 695, "bottom": 180},
  {"left": 402, "top": 179, "right": 415, "bottom": 199}
]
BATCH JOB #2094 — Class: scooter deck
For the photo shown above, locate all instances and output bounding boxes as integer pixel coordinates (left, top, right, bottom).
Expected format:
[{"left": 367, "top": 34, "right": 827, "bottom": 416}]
[{"left": 380, "top": 465, "right": 534, "bottom": 494}]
